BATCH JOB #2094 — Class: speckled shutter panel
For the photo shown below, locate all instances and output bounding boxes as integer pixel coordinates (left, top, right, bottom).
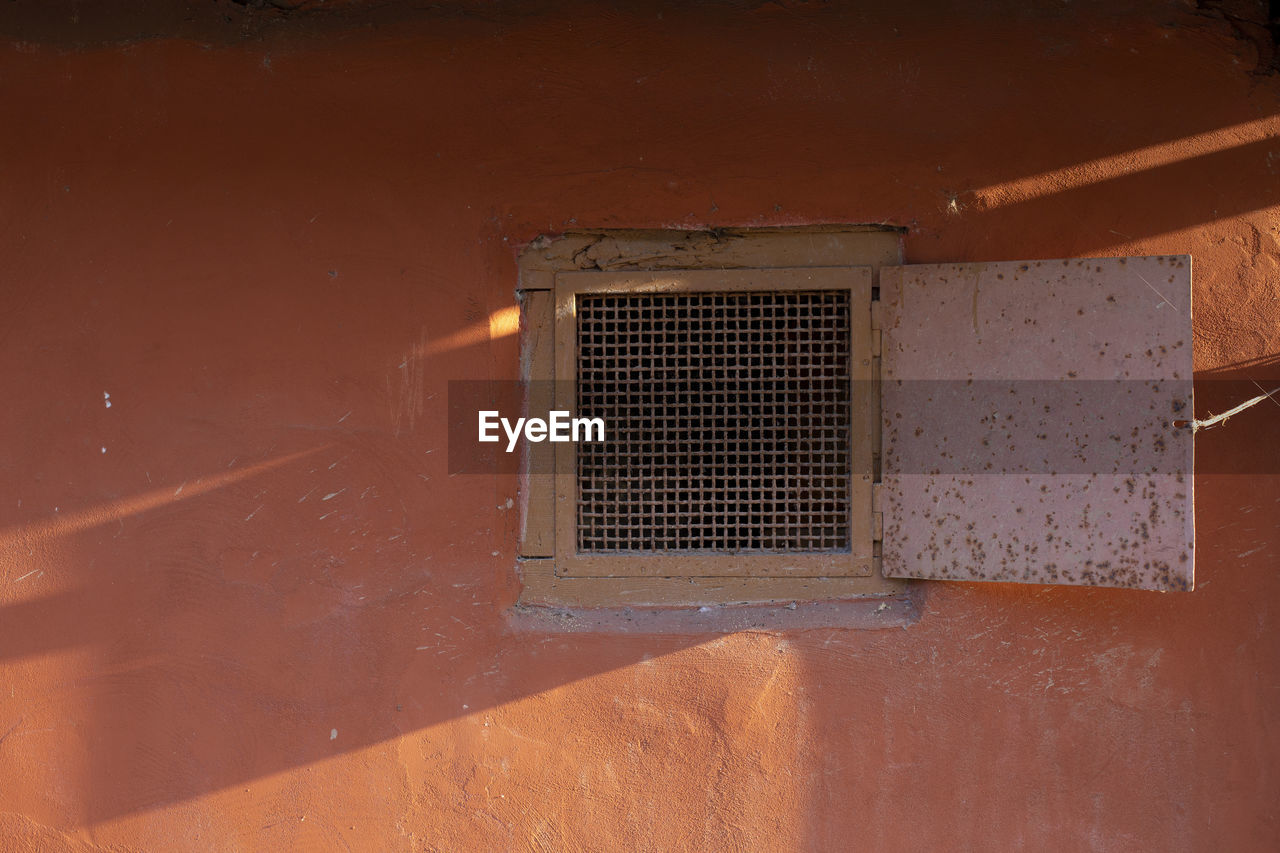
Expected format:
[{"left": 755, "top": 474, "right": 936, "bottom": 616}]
[{"left": 880, "top": 256, "right": 1194, "bottom": 590}]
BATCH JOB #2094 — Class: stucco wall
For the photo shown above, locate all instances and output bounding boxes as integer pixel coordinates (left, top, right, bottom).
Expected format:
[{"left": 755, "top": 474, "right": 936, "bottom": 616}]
[{"left": 0, "top": 1, "right": 1277, "bottom": 850}]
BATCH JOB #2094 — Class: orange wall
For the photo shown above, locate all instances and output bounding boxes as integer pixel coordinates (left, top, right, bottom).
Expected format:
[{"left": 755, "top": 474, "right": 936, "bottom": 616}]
[{"left": 0, "top": 2, "right": 1278, "bottom": 850}]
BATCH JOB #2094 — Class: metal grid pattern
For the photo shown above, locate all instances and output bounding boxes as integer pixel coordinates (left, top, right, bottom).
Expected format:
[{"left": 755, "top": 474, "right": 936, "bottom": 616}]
[{"left": 575, "top": 289, "right": 853, "bottom": 553}]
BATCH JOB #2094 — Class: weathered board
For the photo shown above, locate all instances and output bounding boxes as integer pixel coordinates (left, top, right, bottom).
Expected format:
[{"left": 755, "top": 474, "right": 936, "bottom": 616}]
[{"left": 880, "top": 256, "right": 1194, "bottom": 590}]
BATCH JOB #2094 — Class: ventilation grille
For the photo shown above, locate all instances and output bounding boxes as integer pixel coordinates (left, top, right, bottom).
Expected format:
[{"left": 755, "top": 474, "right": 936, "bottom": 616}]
[{"left": 575, "top": 290, "right": 853, "bottom": 553}]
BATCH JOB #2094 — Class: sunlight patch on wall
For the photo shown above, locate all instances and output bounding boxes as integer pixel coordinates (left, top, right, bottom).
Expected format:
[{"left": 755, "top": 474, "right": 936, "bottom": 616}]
[{"left": 973, "top": 116, "right": 1280, "bottom": 209}]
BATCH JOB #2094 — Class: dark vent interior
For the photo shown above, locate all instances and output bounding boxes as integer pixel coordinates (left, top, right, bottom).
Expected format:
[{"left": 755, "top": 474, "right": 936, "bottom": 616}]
[{"left": 575, "top": 289, "right": 853, "bottom": 553}]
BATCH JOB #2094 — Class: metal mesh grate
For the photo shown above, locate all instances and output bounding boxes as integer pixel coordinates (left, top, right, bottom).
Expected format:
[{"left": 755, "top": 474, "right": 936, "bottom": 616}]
[{"left": 576, "top": 289, "right": 853, "bottom": 553}]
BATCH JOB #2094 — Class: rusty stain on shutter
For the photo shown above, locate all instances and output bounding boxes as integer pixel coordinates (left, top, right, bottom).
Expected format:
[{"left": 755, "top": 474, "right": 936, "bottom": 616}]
[{"left": 880, "top": 256, "right": 1194, "bottom": 590}]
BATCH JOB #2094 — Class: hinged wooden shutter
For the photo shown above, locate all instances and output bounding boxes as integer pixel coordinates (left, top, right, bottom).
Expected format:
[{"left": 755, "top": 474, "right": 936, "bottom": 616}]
[{"left": 880, "top": 256, "right": 1194, "bottom": 590}]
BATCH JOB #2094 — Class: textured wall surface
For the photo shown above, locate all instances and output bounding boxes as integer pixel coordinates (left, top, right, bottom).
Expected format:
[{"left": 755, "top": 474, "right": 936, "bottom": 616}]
[{"left": 0, "top": 1, "right": 1277, "bottom": 850}]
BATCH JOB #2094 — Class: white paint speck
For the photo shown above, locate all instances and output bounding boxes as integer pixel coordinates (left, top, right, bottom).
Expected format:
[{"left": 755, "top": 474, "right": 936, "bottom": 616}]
[
  {"left": 103, "top": 391, "right": 111, "bottom": 408},
  {"left": 490, "top": 551, "right": 499, "bottom": 557},
  {"left": 101, "top": 447, "right": 106, "bottom": 454},
  {"left": 329, "top": 728, "right": 337, "bottom": 741}
]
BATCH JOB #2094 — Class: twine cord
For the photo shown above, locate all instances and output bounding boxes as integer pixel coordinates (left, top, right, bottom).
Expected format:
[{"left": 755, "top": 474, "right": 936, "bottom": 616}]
[{"left": 1182, "top": 385, "right": 1280, "bottom": 432}]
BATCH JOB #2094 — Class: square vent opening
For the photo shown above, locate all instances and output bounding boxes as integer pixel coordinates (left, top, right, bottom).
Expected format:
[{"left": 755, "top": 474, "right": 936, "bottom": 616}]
[
  {"left": 516, "top": 227, "right": 905, "bottom": 608},
  {"left": 575, "top": 289, "right": 854, "bottom": 554},
  {"left": 552, "top": 267, "right": 875, "bottom": 579}
]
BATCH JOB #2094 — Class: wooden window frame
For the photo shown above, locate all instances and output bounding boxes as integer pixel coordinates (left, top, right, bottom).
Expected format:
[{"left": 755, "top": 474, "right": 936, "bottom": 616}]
[{"left": 515, "top": 227, "right": 907, "bottom": 608}]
